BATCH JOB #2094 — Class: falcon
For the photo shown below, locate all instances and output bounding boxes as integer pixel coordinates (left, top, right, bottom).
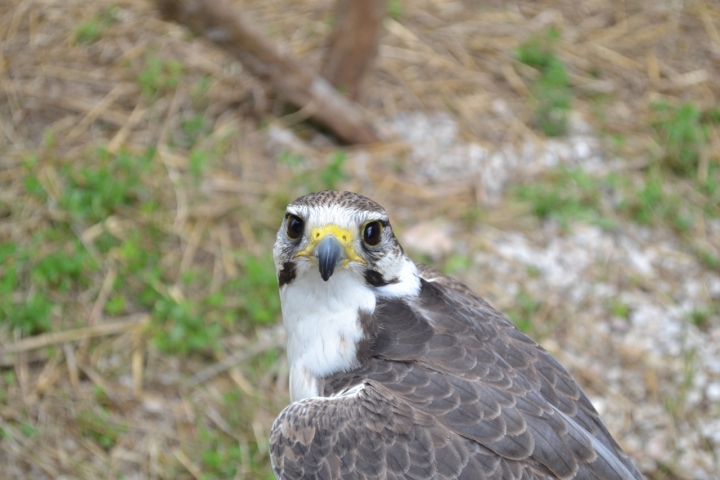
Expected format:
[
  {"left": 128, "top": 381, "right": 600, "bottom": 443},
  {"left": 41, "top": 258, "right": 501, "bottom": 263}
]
[{"left": 270, "top": 191, "right": 642, "bottom": 479}]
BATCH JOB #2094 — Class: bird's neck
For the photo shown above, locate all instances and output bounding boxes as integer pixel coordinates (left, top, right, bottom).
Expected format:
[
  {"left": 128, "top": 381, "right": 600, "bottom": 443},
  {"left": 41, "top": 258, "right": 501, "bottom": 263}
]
[{"left": 280, "top": 268, "right": 376, "bottom": 402}]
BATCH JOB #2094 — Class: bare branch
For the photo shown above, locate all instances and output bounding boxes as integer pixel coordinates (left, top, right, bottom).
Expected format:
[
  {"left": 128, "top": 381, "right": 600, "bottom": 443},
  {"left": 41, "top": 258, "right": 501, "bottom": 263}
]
[
  {"left": 321, "top": 0, "right": 387, "bottom": 103},
  {"left": 154, "top": 0, "right": 382, "bottom": 144}
]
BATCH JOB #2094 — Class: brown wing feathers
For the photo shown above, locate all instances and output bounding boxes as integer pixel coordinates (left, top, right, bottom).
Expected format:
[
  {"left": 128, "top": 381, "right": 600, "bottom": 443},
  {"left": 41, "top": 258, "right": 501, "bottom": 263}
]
[
  {"left": 270, "top": 266, "right": 642, "bottom": 479},
  {"left": 271, "top": 384, "right": 553, "bottom": 479}
]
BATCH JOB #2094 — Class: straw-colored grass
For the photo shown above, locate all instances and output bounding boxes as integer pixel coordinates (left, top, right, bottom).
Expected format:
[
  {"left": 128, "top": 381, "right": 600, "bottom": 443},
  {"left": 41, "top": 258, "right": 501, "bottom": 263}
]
[{"left": 1, "top": 0, "right": 719, "bottom": 478}]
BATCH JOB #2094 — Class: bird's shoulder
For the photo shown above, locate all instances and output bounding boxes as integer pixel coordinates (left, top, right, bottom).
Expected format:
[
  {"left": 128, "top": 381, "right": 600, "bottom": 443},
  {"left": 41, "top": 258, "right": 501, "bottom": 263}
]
[{"left": 415, "top": 263, "right": 479, "bottom": 298}]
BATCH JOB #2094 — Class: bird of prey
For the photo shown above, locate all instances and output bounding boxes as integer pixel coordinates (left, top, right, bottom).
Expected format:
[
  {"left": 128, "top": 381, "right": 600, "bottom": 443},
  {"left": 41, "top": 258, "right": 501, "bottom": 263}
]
[{"left": 270, "top": 190, "right": 642, "bottom": 479}]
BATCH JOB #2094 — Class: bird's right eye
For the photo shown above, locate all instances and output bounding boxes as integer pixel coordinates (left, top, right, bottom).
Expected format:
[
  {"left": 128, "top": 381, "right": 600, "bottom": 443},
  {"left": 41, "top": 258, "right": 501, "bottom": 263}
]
[{"left": 286, "top": 214, "right": 304, "bottom": 240}]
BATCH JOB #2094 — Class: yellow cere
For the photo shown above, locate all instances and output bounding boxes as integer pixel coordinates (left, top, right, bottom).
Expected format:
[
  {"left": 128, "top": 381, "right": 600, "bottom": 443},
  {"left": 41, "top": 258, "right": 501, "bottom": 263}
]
[{"left": 296, "top": 225, "right": 366, "bottom": 265}]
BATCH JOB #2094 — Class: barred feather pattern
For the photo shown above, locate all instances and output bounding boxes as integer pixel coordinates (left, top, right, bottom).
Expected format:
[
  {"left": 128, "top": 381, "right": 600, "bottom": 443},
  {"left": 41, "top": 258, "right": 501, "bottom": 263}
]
[{"left": 270, "top": 264, "right": 642, "bottom": 480}]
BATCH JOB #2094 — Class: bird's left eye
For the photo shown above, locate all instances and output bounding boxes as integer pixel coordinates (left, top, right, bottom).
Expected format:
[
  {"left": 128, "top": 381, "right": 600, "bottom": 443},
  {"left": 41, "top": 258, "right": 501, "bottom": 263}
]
[
  {"left": 362, "top": 221, "right": 382, "bottom": 246},
  {"left": 286, "top": 214, "right": 304, "bottom": 240}
]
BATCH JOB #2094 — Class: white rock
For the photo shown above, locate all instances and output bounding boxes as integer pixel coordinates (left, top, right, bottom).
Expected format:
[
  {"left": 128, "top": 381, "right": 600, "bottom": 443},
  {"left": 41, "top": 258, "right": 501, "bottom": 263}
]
[{"left": 707, "top": 383, "right": 720, "bottom": 402}]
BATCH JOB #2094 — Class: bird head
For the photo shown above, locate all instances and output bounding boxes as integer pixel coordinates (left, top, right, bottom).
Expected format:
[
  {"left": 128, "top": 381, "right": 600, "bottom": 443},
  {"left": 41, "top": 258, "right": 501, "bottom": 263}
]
[{"left": 273, "top": 191, "right": 419, "bottom": 296}]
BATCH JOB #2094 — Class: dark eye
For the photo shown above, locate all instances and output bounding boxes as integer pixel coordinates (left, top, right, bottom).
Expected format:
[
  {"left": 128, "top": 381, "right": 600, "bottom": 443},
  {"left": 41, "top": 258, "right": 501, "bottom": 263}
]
[
  {"left": 363, "top": 221, "right": 382, "bottom": 246},
  {"left": 286, "top": 214, "right": 304, "bottom": 240}
]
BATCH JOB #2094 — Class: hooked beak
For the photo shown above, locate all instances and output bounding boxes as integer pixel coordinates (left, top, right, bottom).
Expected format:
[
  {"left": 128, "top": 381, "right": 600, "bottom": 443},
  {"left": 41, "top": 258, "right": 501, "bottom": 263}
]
[
  {"left": 294, "top": 225, "right": 365, "bottom": 280},
  {"left": 314, "top": 235, "right": 345, "bottom": 281}
]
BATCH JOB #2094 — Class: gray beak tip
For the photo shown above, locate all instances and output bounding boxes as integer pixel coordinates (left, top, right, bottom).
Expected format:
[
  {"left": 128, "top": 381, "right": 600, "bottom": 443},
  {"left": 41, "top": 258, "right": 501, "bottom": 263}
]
[{"left": 315, "top": 235, "right": 345, "bottom": 281}]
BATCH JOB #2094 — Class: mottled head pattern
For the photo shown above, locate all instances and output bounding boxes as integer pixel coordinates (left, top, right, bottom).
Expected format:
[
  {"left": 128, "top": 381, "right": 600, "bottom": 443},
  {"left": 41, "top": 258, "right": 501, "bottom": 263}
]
[
  {"left": 273, "top": 191, "right": 417, "bottom": 295},
  {"left": 290, "top": 190, "right": 386, "bottom": 213}
]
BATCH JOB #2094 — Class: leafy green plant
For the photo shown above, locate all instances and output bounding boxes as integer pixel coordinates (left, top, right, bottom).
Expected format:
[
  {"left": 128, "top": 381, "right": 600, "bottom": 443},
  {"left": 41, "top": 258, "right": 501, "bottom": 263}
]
[
  {"left": 76, "top": 409, "right": 127, "bottom": 450},
  {"left": 21, "top": 147, "right": 228, "bottom": 352},
  {"left": 442, "top": 253, "right": 471, "bottom": 275},
  {"left": 75, "top": 18, "right": 103, "bottom": 44},
  {"left": 689, "top": 308, "right": 713, "bottom": 331},
  {"left": 152, "top": 296, "right": 222, "bottom": 354},
  {"left": 648, "top": 103, "right": 720, "bottom": 223},
  {"left": 138, "top": 54, "right": 185, "bottom": 98},
  {"left": 516, "top": 28, "right": 571, "bottom": 137},
  {"left": 515, "top": 162, "right": 718, "bottom": 276},
  {"left": 181, "top": 114, "right": 208, "bottom": 148},
  {"left": 191, "top": 75, "right": 212, "bottom": 110},
  {"left": 651, "top": 102, "right": 708, "bottom": 177},
  {"left": 103, "top": 227, "right": 224, "bottom": 353},
  {"left": 226, "top": 254, "right": 281, "bottom": 326},
  {"left": 20, "top": 423, "right": 38, "bottom": 438},
  {"left": 199, "top": 429, "right": 244, "bottom": 479},
  {"left": 7, "top": 292, "right": 54, "bottom": 336},
  {"left": 33, "top": 240, "right": 97, "bottom": 291},
  {"left": 319, "top": 151, "right": 348, "bottom": 190},
  {"left": 60, "top": 149, "right": 153, "bottom": 223},
  {"left": 74, "top": 6, "right": 119, "bottom": 44},
  {"left": 516, "top": 28, "right": 560, "bottom": 69},
  {"left": 618, "top": 172, "right": 691, "bottom": 232},
  {"left": 609, "top": 299, "right": 631, "bottom": 319},
  {"left": 459, "top": 205, "right": 486, "bottom": 228},
  {"left": 388, "top": 0, "right": 403, "bottom": 20},
  {"left": 278, "top": 150, "right": 348, "bottom": 194},
  {"left": 23, "top": 175, "right": 46, "bottom": 199},
  {"left": 277, "top": 151, "right": 304, "bottom": 167},
  {"left": 0, "top": 232, "right": 98, "bottom": 335},
  {"left": 189, "top": 149, "right": 208, "bottom": 184},
  {"left": 105, "top": 294, "right": 126, "bottom": 316},
  {"left": 698, "top": 250, "right": 720, "bottom": 271},
  {"left": 515, "top": 167, "right": 613, "bottom": 229},
  {"left": 506, "top": 290, "right": 541, "bottom": 334}
]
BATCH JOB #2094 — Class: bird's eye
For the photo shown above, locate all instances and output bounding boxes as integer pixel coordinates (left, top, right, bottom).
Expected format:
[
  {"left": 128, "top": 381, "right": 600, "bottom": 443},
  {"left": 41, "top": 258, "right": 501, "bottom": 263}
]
[
  {"left": 363, "top": 221, "right": 383, "bottom": 246},
  {"left": 286, "top": 214, "right": 304, "bottom": 240}
]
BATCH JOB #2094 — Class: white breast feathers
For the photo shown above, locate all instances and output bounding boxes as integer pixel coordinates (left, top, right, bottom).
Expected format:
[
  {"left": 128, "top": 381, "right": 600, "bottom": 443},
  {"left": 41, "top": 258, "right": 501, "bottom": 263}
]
[{"left": 280, "top": 266, "right": 375, "bottom": 402}]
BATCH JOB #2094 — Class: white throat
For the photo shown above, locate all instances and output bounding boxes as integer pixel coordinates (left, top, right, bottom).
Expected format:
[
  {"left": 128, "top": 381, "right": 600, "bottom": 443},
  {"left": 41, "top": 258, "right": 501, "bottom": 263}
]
[{"left": 281, "top": 265, "right": 376, "bottom": 402}]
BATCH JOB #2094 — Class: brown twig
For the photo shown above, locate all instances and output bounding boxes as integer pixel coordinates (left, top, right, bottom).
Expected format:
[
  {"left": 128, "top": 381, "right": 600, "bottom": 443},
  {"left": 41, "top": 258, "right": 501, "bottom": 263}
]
[
  {"left": 0, "top": 315, "right": 149, "bottom": 357},
  {"left": 321, "top": 0, "right": 387, "bottom": 103},
  {"left": 154, "top": 0, "right": 382, "bottom": 144}
]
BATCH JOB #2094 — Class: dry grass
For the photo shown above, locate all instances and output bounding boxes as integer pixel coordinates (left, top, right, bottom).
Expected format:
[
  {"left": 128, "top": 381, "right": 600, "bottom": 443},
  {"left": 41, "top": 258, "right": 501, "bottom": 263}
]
[{"left": 1, "top": 0, "right": 719, "bottom": 478}]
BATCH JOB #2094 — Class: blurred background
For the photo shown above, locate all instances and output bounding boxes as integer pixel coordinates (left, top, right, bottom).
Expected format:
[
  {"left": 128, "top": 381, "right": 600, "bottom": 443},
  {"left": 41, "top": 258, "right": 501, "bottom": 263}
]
[{"left": 1, "top": 0, "right": 720, "bottom": 478}]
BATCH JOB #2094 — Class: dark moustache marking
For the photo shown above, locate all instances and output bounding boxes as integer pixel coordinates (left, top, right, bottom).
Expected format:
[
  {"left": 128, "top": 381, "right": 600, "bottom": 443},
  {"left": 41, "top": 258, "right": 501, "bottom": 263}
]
[
  {"left": 363, "top": 269, "right": 398, "bottom": 288},
  {"left": 278, "top": 261, "right": 297, "bottom": 287}
]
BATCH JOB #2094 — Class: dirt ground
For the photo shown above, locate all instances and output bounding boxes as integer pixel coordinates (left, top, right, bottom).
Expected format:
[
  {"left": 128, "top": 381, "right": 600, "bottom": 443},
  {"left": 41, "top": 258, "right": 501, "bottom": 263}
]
[{"left": 1, "top": 0, "right": 720, "bottom": 478}]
